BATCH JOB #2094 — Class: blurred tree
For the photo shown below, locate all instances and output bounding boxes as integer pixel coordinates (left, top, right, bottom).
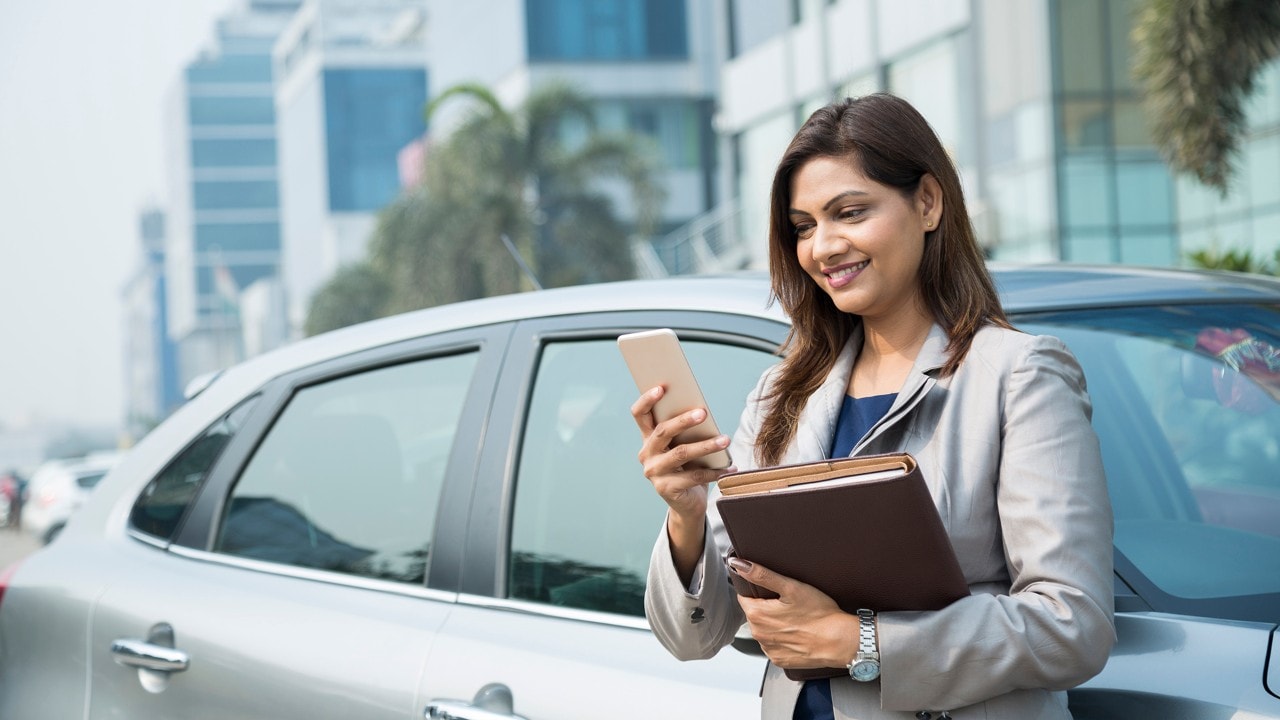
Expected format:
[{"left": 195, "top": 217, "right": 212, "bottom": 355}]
[
  {"left": 1133, "top": 0, "right": 1280, "bottom": 193},
  {"left": 1185, "top": 245, "right": 1280, "bottom": 275},
  {"left": 303, "top": 261, "right": 393, "bottom": 337},
  {"left": 369, "top": 81, "right": 665, "bottom": 311}
]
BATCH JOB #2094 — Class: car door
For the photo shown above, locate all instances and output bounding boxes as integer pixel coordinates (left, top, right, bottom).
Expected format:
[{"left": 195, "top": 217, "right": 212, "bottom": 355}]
[
  {"left": 419, "top": 311, "right": 786, "bottom": 719},
  {"left": 88, "top": 325, "right": 508, "bottom": 719}
]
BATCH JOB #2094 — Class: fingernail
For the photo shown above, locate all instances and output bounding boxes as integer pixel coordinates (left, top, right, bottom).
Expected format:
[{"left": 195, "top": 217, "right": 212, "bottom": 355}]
[
  {"left": 727, "top": 558, "right": 752, "bottom": 575},
  {"left": 692, "top": 409, "right": 706, "bottom": 421},
  {"left": 716, "top": 435, "right": 730, "bottom": 447}
]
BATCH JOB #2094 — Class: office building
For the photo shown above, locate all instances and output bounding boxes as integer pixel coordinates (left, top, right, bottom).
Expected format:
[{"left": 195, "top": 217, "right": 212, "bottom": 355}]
[
  {"left": 716, "top": 0, "right": 1280, "bottom": 268},
  {"left": 164, "top": 0, "right": 302, "bottom": 388},
  {"left": 274, "top": 0, "right": 429, "bottom": 338}
]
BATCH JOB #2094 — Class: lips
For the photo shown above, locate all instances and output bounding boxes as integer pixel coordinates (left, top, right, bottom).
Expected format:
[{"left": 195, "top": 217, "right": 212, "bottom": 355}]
[{"left": 824, "top": 260, "right": 868, "bottom": 289}]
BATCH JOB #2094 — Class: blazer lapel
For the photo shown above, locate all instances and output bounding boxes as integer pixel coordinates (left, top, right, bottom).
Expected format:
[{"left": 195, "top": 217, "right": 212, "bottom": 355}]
[
  {"left": 854, "top": 323, "right": 948, "bottom": 454},
  {"left": 789, "top": 327, "right": 862, "bottom": 462}
]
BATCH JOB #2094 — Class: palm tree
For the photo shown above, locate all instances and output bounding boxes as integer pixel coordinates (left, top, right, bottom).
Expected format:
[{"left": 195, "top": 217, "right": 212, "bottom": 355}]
[
  {"left": 370, "top": 81, "right": 664, "bottom": 311},
  {"left": 303, "top": 261, "right": 392, "bottom": 337},
  {"left": 1132, "top": 0, "right": 1280, "bottom": 193}
]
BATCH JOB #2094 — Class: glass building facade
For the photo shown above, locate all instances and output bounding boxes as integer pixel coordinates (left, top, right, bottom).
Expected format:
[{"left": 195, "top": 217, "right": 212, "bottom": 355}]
[
  {"left": 1050, "top": 0, "right": 1177, "bottom": 265},
  {"left": 166, "top": 2, "right": 301, "bottom": 387},
  {"left": 1176, "top": 58, "right": 1280, "bottom": 262},
  {"left": 185, "top": 33, "right": 282, "bottom": 320},
  {"left": 525, "top": 0, "right": 688, "bottom": 60},
  {"left": 323, "top": 68, "right": 428, "bottom": 212},
  {"left": 717, "top": 0, "right": 1280, "bottom": 269}
]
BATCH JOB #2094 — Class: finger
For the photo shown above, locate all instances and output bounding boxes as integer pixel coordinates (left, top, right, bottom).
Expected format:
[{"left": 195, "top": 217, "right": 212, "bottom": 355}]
[
  {"left": 659, "top": 432, "right": 731, "bottom": 472},
  {"left": 629, "top": 386, "right": 664, "bottom": 435},
  {"left": 650, "top": 406, "right": 712, "bottom": 446},
  {"left": 726, "top": 558, "right": 797, "bottom": 598}
]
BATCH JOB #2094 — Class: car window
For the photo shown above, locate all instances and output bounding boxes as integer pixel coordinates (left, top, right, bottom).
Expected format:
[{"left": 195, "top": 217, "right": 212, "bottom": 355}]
[
  {"left": 130, "top": 396, "right": 259, "bottom": 541},
  {"left": 1021, "top": 303, "right": 1280, "bottom": 603},
  {"left": 214, "top": 351, "right": 478, "bottom": 585},
  {"left": 509, "top": 337, "right": 778, "bottom": 616}
]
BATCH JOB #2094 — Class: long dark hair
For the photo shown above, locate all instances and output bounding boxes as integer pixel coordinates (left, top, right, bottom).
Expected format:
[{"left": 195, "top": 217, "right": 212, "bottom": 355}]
[{"left": 757, "top": 93, "right": 1010, "bottom": 466}]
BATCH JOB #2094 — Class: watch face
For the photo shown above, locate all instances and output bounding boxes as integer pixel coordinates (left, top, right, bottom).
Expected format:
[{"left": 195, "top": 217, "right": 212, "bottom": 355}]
[{"left": 850, "top": 659, "right": 880, "bottom": 682}]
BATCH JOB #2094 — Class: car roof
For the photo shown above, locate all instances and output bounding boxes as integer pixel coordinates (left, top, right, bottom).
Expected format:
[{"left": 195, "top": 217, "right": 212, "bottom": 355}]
[
  {"left": 183, "top": 263, "right": 1280, "bottom": 419},
  {"left": 990, "top": 263, "right": 1280, "bottom": 312}
]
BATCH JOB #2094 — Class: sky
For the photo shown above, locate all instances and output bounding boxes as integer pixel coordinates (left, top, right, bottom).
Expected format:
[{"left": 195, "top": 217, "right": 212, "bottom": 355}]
[{"left": 0, "top": 0, "right": 236, "bottom": 430}]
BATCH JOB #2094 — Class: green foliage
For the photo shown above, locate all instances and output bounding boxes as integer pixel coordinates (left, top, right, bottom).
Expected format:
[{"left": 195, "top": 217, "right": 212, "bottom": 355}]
[
  {"left": 303, "top": 261, "right": 393, "bottom": 336},
  {"left": 1185, "top": 245, "right": 1280, "bottom": 275},
  {"left": 1132, "top": 0, "right": 1280, "bottom": 193},
  {"left": 368, "top": 81, "right": 663, "bottom": 313}
]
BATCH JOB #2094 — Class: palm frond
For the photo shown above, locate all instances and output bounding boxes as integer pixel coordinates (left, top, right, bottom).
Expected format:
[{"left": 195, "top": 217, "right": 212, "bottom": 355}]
[{"left": 1132, "top": 0, "right": 1280, "bottom": 193}]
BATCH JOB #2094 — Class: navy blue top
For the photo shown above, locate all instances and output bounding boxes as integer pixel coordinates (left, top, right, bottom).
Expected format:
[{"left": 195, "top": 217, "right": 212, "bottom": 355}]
[{"left": 792, "top": 392, "right": 897, "bottom": 720}]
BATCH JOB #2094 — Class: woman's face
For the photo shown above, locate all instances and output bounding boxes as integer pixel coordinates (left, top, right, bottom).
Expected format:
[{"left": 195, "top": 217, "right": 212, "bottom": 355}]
[{"left": 789, "top": 155, "right": 939, "bottom": 322}]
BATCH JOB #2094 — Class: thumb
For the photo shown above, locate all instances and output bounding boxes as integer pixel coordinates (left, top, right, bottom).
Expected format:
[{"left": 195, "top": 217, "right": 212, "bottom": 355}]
[{"left": 727, "top": 557, "right": 794, "bottom": 597}]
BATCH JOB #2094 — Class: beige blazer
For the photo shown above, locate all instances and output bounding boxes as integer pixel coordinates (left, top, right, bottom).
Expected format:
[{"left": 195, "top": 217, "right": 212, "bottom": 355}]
[{"left": 645, "top": 323, "right": 1115, "bottom": 719}]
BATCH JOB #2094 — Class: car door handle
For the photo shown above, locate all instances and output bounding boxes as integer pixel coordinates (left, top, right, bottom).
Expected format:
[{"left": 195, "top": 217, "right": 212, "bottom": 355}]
[
  {"left": 426, "top": 683, "right": 528, "bottom": 720},
  {"left": 425, "top": 700, "right": 528, "bottom": 720},
  {"left": 110, "top": 638, "right": 190, "bottom": 673}
]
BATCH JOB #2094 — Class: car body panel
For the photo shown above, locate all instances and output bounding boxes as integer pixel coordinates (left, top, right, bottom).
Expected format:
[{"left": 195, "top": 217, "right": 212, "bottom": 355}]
[
  {"left": 86, "top": 542, "right": 452, "bottom": 720},
  {"left": 421, "top": 597, "right": 763, "bottom": 719},
  {"left": 2, "top": 265, "right": 1279, "bottom": 719},
  {"left": 1072, "top": 614, "right": 1280, "bottom": 717}
]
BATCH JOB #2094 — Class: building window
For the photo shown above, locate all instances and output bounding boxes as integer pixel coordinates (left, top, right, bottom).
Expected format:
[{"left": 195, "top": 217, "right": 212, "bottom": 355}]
[
  {"left": 189, "top": 95, "right": 275, "bottom": 126},
  {"left": 526, "top": 0, "right": 688, "bottom": 61},
  {"left": 324, "top": 68, "right": 428, "bottom": 212}
]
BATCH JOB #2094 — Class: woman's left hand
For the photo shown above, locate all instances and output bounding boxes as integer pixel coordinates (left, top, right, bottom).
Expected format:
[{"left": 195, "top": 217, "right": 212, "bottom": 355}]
[{"left": 729, "top": 558, "right": 863, "bottom": 670}]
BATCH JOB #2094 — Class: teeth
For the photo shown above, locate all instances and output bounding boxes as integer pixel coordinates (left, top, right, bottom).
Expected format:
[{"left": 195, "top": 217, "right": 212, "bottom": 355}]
[{"left": 829, "top": 262, "right": 867, "bottom": 279}]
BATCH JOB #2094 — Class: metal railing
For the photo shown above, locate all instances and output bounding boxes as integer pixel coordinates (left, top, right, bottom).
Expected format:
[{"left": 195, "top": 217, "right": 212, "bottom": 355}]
[{"left": 634, "top": 200, "right": 751, "bottom": 278}]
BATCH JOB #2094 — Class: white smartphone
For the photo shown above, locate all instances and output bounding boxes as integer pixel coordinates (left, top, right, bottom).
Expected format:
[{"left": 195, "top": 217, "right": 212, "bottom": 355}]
[{"left": 617, "top": 328, "right": 732, "bottom": 470}]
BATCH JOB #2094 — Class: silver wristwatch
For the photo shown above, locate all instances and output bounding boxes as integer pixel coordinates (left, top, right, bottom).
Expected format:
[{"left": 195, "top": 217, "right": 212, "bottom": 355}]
[{"left": 848, "top": 608, "right": 881, "bottom": 682}]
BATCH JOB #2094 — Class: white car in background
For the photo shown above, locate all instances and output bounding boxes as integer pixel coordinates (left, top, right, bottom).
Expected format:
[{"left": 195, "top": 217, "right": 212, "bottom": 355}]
[{"left": 22, "top": 453, "right": 122, "bottom": 544}]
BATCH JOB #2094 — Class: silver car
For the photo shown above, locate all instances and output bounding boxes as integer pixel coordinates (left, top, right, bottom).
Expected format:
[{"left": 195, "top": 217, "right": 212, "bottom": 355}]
[{"left": 1, "top": 265, "right": 1278, "bottom": 719}]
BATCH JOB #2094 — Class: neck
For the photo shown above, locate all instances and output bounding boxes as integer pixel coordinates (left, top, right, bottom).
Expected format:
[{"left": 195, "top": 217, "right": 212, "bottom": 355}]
[
  {"left": 849, "top": 305, "right": 933, "bottom": 397},
  {"left": 859, "top": 306, "right": 933, "bottom": 363}
]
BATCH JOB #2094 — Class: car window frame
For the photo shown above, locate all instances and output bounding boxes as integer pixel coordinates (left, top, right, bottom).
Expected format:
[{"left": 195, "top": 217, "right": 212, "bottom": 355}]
[
  {"left": 167, "top": 321, "right": 513, "bottom": 595},
  {"left": 456, "top": 310, "right": 787, "bottom": 616}
]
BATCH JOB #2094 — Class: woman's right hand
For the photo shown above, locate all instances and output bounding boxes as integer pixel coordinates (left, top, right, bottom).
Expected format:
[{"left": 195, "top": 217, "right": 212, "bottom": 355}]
[
  {"left": 631, "top": 385, "right": 733, "bottom": 515},
  {"left": 631, "top": 385, "right": 733, "bottom": 581}
]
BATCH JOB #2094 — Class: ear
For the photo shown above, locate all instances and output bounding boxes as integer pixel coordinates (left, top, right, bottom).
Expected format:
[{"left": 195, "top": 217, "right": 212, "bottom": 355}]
[{"left": 916, "top": 174, "right": 944, "bottom": 230}]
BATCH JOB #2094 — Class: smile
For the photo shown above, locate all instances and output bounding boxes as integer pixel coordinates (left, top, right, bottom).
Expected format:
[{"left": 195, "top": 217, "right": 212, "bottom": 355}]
[{"left": 824, "top": 261, "right": 868, "bottom": 288}]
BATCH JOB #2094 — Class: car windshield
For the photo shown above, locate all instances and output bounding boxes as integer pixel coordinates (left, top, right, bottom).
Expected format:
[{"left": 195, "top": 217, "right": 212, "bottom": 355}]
[{"left": 1019, "top": 302, "right": 1280, "bottom": 610}]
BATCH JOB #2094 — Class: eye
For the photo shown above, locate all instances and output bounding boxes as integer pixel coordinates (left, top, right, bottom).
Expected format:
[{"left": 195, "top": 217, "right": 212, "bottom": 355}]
[
  {"left": 793, "top": 222, "right": 815, "bottom": 240},
  {"left": 837, "top": 207, "right": 865, "bottom": 222}
]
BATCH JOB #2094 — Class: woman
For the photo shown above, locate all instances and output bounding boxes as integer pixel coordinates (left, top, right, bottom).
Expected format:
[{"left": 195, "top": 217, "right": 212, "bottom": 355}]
[{"left": 634, "top": 94, "right": 1115, "bottom": 719}]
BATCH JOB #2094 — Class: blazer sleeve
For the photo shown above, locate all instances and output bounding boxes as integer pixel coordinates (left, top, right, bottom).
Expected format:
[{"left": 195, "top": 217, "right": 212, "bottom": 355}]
[
  {"left": 876, "top": 335, "right": 1116, "bottom": 711},
  {"left": 643, "top": 365, "right": 776, "bottom": 661}
]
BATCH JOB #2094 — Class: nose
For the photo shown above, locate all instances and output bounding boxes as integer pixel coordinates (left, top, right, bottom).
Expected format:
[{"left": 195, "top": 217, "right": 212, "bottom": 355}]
[{"left": 809, "top": 221, "right": 849, "bottom": 263}]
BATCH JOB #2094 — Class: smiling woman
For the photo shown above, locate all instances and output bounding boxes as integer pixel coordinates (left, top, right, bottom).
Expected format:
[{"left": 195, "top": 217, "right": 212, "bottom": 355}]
[{"left": 639, "top": 94, "right": 1115, "bottom": 719}]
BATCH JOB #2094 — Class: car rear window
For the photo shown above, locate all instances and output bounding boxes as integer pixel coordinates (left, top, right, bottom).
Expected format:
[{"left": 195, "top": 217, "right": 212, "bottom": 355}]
[{"left": 129, "top": 396, "right": 260, "bottom": 541}]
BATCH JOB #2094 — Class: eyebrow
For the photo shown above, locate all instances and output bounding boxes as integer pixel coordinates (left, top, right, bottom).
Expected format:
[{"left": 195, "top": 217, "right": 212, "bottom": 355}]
[{"left": 789, "top": 189, "right": 871, "bottom": 217}]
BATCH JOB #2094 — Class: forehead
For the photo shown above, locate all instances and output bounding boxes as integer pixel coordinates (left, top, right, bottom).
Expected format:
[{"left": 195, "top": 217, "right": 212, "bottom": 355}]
[{"left": 789, "top": 155, "right": 887, "bottom": 206}]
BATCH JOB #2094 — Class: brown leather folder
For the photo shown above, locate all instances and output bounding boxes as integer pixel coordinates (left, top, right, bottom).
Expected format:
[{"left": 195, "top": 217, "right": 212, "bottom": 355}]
[{"left": 716, "top": 453, "right": 969, "bottom": 680}]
